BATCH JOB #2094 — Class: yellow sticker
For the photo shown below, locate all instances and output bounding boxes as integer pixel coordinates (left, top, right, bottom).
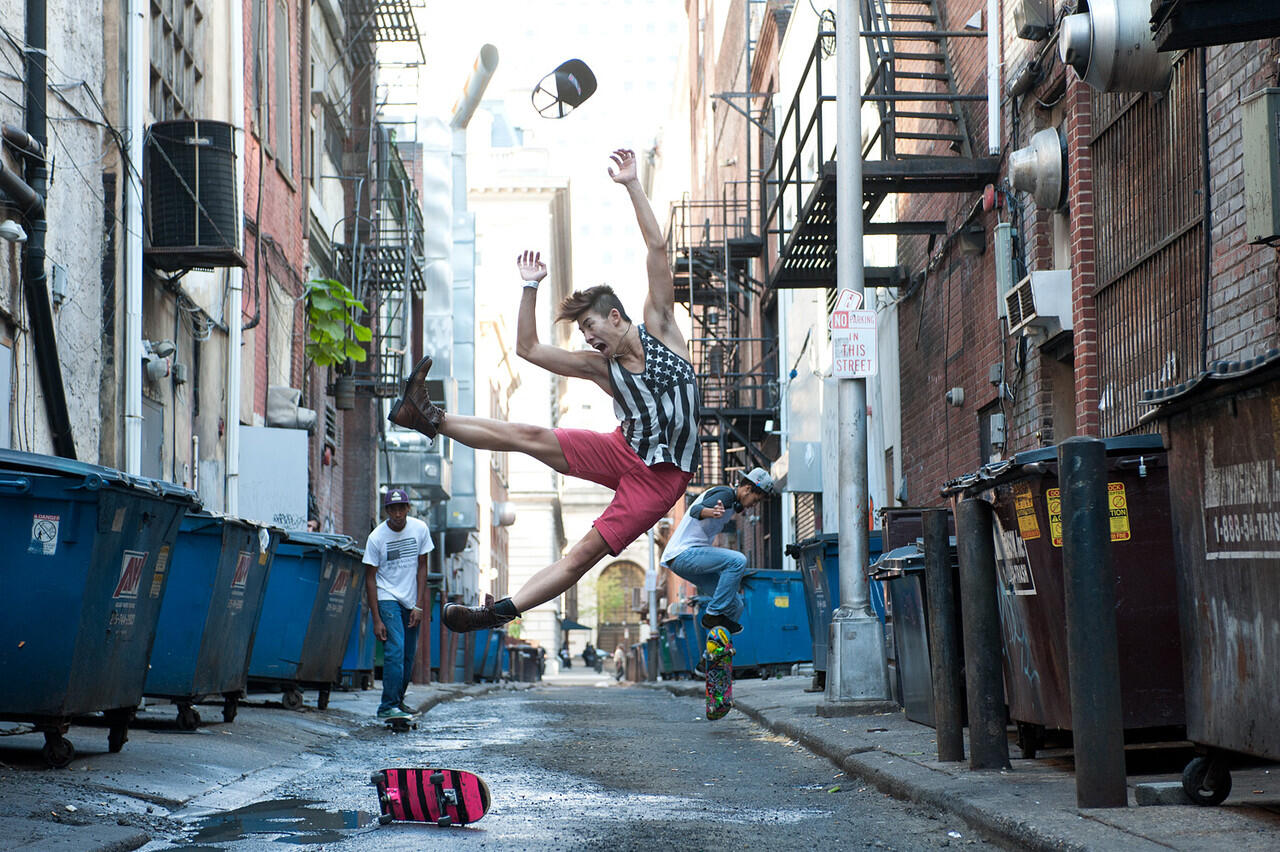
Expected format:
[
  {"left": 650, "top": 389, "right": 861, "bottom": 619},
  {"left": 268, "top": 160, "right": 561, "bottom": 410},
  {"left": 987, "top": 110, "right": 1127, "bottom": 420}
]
[
  {"left": 773, "top": 595, "right": 790, "bottom": 608},
  {"left": 1013, "top": 482, "right": 1040, "bottom": 540},
  {"left": 1047, "top": 488, "right": 1063, "bottom": 548},
  {"left": 1108, "top": 481, "right": 1131, "bottom": 542},
  {"left": 149, "top": 546, "right": 170, "bottom": 598}
]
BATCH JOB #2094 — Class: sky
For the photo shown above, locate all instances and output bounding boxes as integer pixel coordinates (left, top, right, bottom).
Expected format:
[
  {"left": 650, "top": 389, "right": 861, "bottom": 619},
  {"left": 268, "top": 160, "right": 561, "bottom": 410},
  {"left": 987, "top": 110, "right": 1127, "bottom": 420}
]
[{"left": 380, "top": 1, "right": 689, "bottom": 306}]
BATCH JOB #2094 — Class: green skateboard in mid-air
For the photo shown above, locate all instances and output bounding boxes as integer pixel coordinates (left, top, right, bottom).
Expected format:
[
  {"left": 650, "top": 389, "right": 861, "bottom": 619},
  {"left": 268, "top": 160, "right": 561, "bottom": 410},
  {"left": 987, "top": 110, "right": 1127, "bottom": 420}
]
[{"left": 704, "top": 626, "right": 734, "bottom": 720}]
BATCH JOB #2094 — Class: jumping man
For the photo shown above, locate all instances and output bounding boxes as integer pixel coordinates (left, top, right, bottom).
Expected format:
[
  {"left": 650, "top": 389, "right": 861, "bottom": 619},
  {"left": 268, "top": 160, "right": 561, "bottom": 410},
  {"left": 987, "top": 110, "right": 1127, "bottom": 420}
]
[{"left": 387, "top": 148, "right": 700, "bottom": 632}]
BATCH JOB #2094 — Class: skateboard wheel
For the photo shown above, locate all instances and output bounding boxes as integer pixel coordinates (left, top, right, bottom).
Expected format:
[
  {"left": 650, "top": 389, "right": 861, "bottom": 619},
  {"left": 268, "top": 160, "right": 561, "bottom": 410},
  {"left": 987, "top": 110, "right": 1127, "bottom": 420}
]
[
  {"left": 430, "top": 770, "right": 445, "bottom": 784},
  {"left": 370, "top": 771, "right": 386, "bottom": 785},
  {"left": 378, "top": 813, "right": 394, "bottom": 825},
  {"left": 437, "top": 815, "right": 452, "bottom": 827}
]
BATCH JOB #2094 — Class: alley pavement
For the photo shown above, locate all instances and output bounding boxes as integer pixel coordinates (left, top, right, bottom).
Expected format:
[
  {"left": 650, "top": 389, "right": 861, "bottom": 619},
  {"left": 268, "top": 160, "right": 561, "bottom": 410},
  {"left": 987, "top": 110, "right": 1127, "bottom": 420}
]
[{"left": 0, "top": 673, "right": 1276, "bottom": 850}]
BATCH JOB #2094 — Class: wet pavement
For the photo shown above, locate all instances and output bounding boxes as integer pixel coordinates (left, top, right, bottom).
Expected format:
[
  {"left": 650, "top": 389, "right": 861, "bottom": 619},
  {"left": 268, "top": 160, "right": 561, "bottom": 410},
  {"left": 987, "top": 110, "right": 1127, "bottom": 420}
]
[{"left": 149, "top": 677, "right": 990, "bottom": 850}]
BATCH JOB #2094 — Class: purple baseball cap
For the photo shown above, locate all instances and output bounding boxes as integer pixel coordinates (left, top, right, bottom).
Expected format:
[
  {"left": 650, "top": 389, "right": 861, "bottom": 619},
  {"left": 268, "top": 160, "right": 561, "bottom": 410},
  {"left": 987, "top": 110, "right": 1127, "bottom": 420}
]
[{"left": 384, "top": 488, "right": 411, "bottom": 507}]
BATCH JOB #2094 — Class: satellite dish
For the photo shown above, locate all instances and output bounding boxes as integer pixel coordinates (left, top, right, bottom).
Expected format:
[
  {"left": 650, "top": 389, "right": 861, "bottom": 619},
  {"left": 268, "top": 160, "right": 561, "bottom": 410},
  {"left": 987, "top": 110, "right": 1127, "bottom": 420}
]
[{"left": 532, "top": 59, "right": 597, "bottom": 119}]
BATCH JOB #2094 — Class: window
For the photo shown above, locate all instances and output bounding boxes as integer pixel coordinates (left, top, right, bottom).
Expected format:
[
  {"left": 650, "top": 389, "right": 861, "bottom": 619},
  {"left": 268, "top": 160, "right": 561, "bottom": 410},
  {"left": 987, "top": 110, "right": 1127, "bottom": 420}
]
[
  {"left": 149, "top": 0, "right": 205, "bottom": 120},
  {"left": 274, "top": 1, "right": 293, "bottom": 175},
  {"left": 252, "top": 0, "right": 267, "bottom": 131}
]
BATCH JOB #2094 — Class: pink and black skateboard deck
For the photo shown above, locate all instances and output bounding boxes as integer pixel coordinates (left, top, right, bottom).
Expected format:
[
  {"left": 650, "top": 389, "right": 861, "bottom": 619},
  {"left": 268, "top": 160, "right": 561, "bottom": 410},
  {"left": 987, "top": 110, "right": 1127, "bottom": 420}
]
[{"left": 371, "top": 767, "right": 491, "bottom": 827}]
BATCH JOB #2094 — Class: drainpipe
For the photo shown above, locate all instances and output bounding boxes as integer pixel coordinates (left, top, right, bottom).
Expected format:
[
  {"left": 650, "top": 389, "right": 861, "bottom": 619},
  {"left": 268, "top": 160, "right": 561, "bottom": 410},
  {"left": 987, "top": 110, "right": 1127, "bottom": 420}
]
[
  {"left": 445, "top": 45, "right": 497, "bottom": 546},
  {"left": 123, "top": 0, "right": 146, "bottom": 474},
  {"left": 987, "top": 0, "right": 1000, "bottom": 155},
  {"left": 15, "top": 0, "right": 75, "bottom": 458},
  {"left": 225, "top": 0, "right": 245, "bottom": 513}
]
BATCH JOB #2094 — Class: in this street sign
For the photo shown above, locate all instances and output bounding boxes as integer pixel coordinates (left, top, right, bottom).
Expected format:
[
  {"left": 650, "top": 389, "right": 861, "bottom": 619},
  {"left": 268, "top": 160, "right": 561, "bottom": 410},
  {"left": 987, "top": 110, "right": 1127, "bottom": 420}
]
[{"left": 831, "top": 309, "right": 877, "bottom": 378}]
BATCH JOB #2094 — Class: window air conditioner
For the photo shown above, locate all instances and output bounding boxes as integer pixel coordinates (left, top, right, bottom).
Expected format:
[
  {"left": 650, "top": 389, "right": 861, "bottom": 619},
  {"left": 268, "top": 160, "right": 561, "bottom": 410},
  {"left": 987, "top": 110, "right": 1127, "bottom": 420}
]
[{"left": 1005, "top": 270, "right": 1072, "bottom": 336}]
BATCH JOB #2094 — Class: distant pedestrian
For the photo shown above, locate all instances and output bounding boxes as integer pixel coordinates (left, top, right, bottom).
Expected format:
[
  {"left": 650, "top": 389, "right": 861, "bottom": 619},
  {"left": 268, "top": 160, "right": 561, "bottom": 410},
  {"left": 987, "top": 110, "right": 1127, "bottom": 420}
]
[
  {"left": 363, "top": 488, "right": 433, "bottom": 721},
  {"left": 660, "top": 468, "right": 778, "bottom": 634}
]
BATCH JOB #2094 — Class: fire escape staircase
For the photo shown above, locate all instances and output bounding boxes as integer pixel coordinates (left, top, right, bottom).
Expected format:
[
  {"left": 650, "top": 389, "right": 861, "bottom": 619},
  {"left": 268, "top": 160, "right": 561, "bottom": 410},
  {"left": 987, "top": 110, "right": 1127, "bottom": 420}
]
[
  {"left": 669, "top": 184, "right": 779, "bottom": 490},
  {"left": 766, "top": 0, "right": 1001, "bottom": 291}
]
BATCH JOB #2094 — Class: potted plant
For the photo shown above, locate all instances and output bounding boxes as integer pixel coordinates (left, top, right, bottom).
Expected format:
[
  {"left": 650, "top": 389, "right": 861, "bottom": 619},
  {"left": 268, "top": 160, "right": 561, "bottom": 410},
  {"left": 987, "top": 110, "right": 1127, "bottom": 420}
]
[{"left": 304, "top": 278, "right": 371, "bottom": 410}]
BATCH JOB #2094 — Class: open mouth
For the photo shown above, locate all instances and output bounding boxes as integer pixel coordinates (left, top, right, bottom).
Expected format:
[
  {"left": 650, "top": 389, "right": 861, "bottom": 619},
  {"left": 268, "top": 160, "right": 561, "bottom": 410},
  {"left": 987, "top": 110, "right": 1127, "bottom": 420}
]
[{"left": 592, "top": 341, "right": 607, "bottom": 354}]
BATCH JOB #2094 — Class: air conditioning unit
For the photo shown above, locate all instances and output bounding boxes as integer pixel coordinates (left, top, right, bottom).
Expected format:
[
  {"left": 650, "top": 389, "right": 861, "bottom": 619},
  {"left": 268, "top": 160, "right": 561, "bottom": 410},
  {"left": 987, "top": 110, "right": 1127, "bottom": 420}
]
[{"left": 1005, "top": 270, "right": 1072, "bottom": 335}]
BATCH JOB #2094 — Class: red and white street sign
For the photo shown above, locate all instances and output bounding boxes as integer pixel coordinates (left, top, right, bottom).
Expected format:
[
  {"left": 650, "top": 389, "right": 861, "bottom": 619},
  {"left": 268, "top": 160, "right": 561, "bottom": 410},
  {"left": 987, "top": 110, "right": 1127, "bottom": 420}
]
[
  {"left": 828, "top": 288, "right": 864, "bottom": 330},
  {"left": 831, "top": 309, "right": 877, "bottom": 378}
]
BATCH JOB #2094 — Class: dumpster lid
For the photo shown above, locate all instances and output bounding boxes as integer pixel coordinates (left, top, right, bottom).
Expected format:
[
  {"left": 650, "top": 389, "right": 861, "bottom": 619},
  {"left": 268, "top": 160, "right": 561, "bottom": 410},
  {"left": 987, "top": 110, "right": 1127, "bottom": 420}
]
[
  {"left": 281, "top": 529, "right": 361, "bottom": 555},
  {"left": 0, "top": 447, "right": 200, "bottom": 505},
  {"left": 1139, "top": 348, "right": 1280, "bottom": 421},
  {"left": 869, "top": 544, "right": 924, "bottom": 579},
  {"left": 941, "top": 434, "right": 1165, "bottom": 495}
]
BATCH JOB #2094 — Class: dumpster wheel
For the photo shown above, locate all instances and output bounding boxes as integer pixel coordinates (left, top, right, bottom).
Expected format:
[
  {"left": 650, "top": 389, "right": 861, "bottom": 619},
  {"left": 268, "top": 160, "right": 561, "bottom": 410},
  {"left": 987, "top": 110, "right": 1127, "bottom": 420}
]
[
  {"left": 282, "top": 688, "right": 305, "bottom": 711},
  {"left": 107, "top": 725, "right": 128, "bottom": 753},
  {"left": 41, "top": 733, "right": 75, "bottom": 769},
  {"left": 1182, "top": 755, "right": 1232, "bottom": 806},
  {"left": 177, "top": 704, "right": 202, "bottom": 731},
  {"left": 222, "top": 694, "right": 239, "bottom": 723}
]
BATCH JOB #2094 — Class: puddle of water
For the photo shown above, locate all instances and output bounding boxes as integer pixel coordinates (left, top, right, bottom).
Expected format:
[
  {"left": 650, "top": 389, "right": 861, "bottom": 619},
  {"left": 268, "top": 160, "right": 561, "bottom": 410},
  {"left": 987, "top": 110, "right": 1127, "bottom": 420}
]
[{"left": 187, "top": 798, "right": 370, "bottom": 845}]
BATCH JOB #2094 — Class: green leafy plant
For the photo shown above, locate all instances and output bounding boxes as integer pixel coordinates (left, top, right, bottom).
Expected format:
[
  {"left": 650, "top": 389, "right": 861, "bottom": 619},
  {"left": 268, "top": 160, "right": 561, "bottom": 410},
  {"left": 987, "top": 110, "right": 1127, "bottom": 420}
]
[{"left": 303, "top": 278, "right": 372, "bottom": 368}]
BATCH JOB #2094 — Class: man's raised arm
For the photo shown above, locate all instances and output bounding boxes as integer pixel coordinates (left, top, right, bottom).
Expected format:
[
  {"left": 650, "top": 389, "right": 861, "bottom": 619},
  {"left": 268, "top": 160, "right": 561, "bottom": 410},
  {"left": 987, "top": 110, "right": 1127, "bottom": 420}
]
[
  {"left": 513, "top": 249, "right": 603, "bottom": 383},
  {"left": 608, "top": 149, "right": 685, "bottom": 356}
]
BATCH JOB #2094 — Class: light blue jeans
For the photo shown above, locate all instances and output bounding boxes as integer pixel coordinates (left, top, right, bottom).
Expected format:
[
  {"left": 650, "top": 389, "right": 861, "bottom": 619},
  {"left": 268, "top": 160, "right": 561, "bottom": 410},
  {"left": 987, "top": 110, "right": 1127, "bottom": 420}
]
[
  {"left": 668, "top": 547, "right": 748, "bottom": 622},
  {"left": 377, "top": 600, "right": 420, "bottom": 714}
]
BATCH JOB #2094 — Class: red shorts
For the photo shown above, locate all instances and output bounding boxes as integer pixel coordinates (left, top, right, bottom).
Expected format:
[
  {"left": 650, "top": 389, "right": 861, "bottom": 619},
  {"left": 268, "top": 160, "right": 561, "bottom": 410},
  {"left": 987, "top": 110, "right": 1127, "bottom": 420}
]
[{"left": 554, "top": 427, "right": 692, "bottom": 555}]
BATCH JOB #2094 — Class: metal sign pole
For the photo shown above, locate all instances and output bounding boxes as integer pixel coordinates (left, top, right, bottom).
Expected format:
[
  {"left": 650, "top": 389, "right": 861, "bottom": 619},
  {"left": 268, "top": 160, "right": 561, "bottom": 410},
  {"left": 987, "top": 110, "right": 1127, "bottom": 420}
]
[{"left": 823, "top": 0, "right": 891, "bottom": 711}]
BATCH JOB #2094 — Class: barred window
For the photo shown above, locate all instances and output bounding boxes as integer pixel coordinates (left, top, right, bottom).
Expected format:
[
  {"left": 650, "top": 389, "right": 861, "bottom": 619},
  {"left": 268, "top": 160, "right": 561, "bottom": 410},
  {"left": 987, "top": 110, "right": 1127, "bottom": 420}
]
[
  {"left": 274, "top": 0, "right": 293, "bottom": 176},
  {"left": 149, "top": 0, "right": 204, "bottom": 120}
]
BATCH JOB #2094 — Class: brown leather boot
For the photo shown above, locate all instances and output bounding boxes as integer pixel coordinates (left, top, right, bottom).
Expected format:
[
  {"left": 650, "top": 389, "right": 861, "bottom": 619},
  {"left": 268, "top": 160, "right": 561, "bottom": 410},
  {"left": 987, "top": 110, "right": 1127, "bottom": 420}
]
[
  {"left": 386, "top": 355, "right": 446, "bottom": 438},
  {"left": 388, "top": 396, "right": 444, "bottom": 439},
  {"left": 443, "top": 595, "right": 519, "bottom": 633}
]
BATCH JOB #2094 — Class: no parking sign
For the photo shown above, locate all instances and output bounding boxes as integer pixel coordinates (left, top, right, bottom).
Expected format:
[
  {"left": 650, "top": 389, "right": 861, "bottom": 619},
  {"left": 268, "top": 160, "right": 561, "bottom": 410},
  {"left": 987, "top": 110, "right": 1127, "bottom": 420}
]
[{"left": 828, "top": 289, "right": 876, "bottom": 378}]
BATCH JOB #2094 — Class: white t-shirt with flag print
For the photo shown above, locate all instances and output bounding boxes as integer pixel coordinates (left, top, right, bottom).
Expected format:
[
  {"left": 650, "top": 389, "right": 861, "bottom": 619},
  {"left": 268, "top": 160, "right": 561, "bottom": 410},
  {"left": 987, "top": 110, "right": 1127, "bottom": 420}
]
[{"left": 363, "top": 516, "right": 433, "bottom": 608}]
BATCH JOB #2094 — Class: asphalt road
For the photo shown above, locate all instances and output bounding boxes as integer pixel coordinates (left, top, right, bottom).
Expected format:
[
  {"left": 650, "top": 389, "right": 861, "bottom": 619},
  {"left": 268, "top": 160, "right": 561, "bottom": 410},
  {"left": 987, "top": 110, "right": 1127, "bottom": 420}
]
[{"left": 147, "top": 679, "right": 994, "bottom": 851}]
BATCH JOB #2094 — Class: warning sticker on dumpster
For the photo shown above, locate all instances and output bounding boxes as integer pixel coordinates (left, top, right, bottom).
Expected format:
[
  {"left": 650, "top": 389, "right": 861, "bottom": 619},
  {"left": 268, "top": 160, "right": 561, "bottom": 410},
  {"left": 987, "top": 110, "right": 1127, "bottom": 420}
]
[
  {"left": 1047, "top": 484, "right": 1132, "bottom": 547},
  {"left": 1013, "top": 483, "right": 1040, "bottom": 540},
  {"left": 326, "top": 568, "right": 352, "bottom": 616},
  {"left": 149, "top": 545, "right": 170, "bottom": 598},
  {"left": 1108, "top": 482, "right": 1131, "bottom": 541},
  {"left": 773, "top": 595, "right": 790, "bottom": 608},
  {"left": 29, "top": 514, "right": 59, "bottom": 556},
  {"left": 1047, "top": 488, "right": 1063, "bottom": 547}
]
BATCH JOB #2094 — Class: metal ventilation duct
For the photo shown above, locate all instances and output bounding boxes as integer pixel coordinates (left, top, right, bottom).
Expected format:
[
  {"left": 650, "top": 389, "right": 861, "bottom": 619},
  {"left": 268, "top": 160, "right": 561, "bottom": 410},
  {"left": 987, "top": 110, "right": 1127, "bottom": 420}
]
[
  {"left": 1009, "top": 128, "right": 1066, "bottom": 210},
  {"left": 1060, "top": 0, "right": 1173, "bottom": 93}
]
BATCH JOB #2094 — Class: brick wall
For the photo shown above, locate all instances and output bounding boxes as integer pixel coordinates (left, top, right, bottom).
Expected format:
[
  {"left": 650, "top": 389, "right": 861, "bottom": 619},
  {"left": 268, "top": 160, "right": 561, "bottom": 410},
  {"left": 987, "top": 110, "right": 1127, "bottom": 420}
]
[
  {"left": 1206, "top": 40, "right": 1280, "bottom": 361},
  {"left": 1064, "top": 77, "right": 1100, "bottom": 436}
]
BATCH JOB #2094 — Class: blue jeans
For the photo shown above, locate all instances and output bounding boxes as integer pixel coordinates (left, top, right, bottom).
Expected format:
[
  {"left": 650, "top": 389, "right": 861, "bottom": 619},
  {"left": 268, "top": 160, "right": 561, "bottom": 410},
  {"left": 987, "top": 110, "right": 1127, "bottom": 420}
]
[
  {"left": 377, "top": 600, "right": 420, "bottom": 713},
  {"left": 667, "top": 547, "right": 748, "bottom": 622}
]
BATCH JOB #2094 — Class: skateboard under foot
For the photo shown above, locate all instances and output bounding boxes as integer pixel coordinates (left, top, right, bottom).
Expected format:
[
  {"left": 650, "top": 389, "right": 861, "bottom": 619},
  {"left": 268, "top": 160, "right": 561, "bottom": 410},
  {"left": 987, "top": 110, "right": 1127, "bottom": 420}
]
[
  {"left": 704, "top": 626, "right": 734, "bottom": 720},
  {"left": 371, "top": 767, "right": 491, "bottom": 827},
  {"left": 383, "top": 715, "right": 418, "bottom": 733}
]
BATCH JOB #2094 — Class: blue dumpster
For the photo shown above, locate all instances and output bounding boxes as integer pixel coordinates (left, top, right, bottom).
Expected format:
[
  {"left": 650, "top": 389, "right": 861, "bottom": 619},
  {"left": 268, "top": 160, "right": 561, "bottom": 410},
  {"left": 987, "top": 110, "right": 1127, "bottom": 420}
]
[
  {"left": 340, "top": 599, "right": 375, "bottom": 690},
  {"left": 788, "top": 533, "right": 886, "bottom": 682},
  {"left": 714, "top": 570, "right": 812, "bottom": 677},
  {"left": 471, "top": 629, "right": 503, "bottom": 682},
  {"left": 0, "top": 449, "right": 197, "bottom": 766},
  {"left": 145, "top": 512, "right": 281, "bottom": 728},
  {"left": 656, "top": 614, "right": 700, "bottom": 677},
  {"left": 247, "top": 531, "right": 364, "bottom": 710}
]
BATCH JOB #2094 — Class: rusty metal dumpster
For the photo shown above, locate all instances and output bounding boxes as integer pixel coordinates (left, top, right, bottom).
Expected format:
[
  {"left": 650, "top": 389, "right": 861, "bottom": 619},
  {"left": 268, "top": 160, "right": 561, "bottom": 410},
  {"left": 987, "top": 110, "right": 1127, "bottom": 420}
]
[
  {"left": 1144, "top": 349, "right": 1280, "bottom": 804},
  {"left": 947, "top": 434, "right": 1185, "bottom": 758}
]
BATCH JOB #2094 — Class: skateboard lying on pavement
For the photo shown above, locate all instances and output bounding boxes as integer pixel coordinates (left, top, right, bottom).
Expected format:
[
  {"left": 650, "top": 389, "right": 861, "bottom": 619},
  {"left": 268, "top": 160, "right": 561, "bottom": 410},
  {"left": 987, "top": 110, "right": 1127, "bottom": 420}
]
[
  {"left": 371, "top": 768, "right": 491, "bottom": 827},
  {"left": 704, "top": 626, "right": 734, "bottom": 720}
]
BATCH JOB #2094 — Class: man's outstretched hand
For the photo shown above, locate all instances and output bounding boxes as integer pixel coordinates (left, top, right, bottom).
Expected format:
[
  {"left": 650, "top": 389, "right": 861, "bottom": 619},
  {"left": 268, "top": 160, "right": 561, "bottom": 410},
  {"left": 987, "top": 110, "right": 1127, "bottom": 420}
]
[
  {"left": 517, "top": 249, "right": 547, "bottom": 284},
  {"left": 608, "top": 148, "right": 638, "bottom": 185}
]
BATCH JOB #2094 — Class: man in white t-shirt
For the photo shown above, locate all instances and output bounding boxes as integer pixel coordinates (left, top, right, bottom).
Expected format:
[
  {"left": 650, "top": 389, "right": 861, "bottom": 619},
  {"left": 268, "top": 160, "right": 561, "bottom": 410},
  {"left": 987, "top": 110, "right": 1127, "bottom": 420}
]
[
  {"left": 661, "top": 467, "right": 777, "bottom": 635},
  {"left": 363, "top": 488, "right": 433, "bottom": 720}
]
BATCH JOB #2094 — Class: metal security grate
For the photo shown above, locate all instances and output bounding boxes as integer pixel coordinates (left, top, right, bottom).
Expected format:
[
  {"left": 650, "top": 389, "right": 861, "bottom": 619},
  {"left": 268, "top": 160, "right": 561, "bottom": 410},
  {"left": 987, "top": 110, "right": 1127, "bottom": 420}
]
[{"left": 1090, "top": 53, "right": 1204, "bottom": 436}]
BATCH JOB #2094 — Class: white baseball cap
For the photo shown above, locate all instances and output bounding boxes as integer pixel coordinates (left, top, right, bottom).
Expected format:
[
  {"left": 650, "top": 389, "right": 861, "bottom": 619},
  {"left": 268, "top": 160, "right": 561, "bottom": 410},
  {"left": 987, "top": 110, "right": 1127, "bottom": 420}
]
[{"left": 741, "top": 467, "right": 776, "bottom": 495}]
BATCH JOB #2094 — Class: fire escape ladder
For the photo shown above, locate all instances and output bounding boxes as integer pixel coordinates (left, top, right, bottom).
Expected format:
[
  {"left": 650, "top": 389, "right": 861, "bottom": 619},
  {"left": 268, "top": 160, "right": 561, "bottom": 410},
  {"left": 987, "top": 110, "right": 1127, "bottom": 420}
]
[
  {"left": 668, "top": 176, "right": 778, "bottom": 490},
  {"left": 764, "top": 9, "right": 1000, "bottom": 291}
]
